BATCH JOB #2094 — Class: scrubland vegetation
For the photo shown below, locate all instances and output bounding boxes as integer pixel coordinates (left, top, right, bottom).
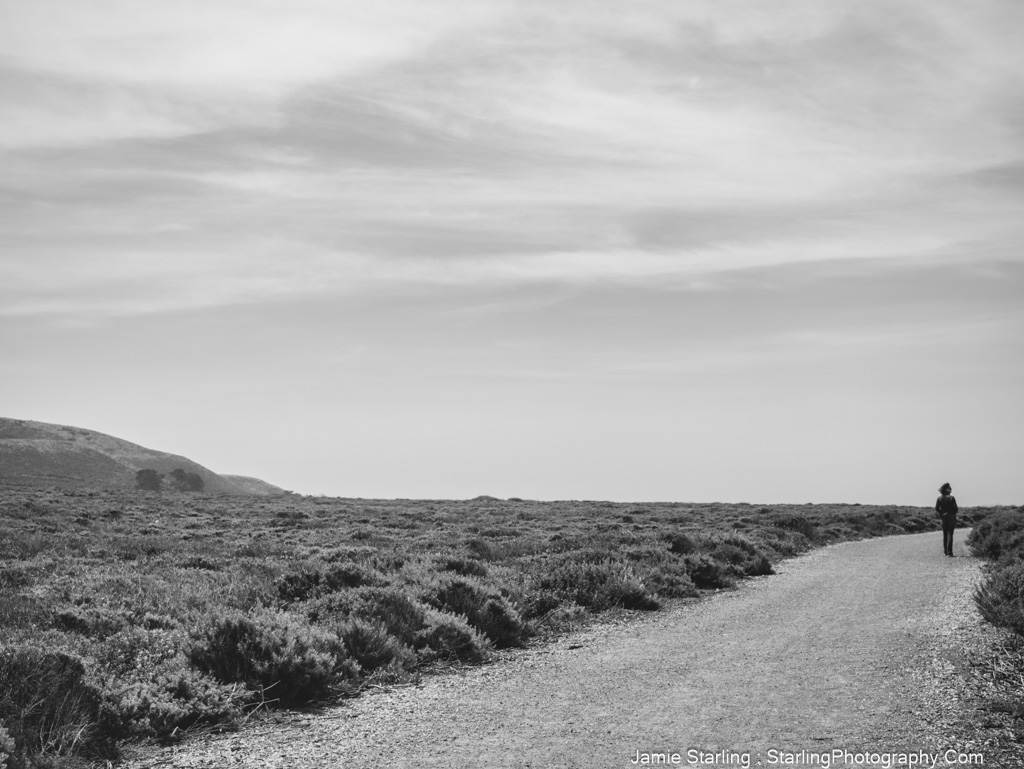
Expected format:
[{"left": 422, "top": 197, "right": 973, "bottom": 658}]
[
  {"left": 972, "top": 511, "right": 1024, "bottom": 635},
  {"left": 0, "top": 487, "right": 979, "bottom": 767},
  {"left": 968, "top": 509, "right": 1024, "bottom": 723}
]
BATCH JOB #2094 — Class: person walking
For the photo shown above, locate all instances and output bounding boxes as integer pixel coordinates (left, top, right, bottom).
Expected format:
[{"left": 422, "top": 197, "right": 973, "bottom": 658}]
[{"left": 936, "top": 483, "right": 958, "bottom": 557}]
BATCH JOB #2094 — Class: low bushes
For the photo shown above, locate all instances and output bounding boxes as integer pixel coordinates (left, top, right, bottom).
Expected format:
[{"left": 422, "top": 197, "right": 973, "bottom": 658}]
[
  {"left": 106, "top": 666, "right": 244, "bottom": 741},
  {"left": 536, "top": 559, "right": 660, "bottom": 612},
  {"left": 276, "top": 562, "right": 381, "bottom": 604},
  {"left": 414, "top": 608, "right": 491, "bottom": 663},
  {"left": 189, "top": 609, "right": 359, "bottom": 707},
  {"left": 305, "top": 586, "right": 428, "bottom": 647},
  {"left": 969, "top": 509, "right": 1024, "bottom": 638},
  {"left": 52, "top": 605, "right": 129, "bottom": 638},
  {"left": 661, "top": 532, "right": 774, "bottom": 587},
  {"left": 966, "top": 508, "right": 1024, "bottom": 741},
  {"left": 519, "top": 590, "right": 563, "bottom": 620},
  {"left": 770, "top": 514, "right": 818, "bottom": 541},
  {"left": 88, "top": 624, "right": 245, "bottom": 741},
  {"left": 0, "top": 631, "right": 248, "bottom": 760},
  {"left": 334, "top": 618, "right": 416, "bottom": 674},
  {"left": 306, "top": 586, "right": 493, "bottom": 666},
  {"left": 531, "top": 531, "right": 779, "bottom": 608},
  {"left": 422, "top": 578, "right": 531, "bottom": 648},
  {"left": 969, "top": 511, "right": 1024, "bottom": 562},
  {"left": 97, "top": 626, "right": 184, "bottom": 678},
  {"left": 439, "top": 556, "right": 489, "bottom": 578},
  {"left": 0, "top": 646, "right": 118, "bottom": 766},
  {"left": 682, "top": 554, "right": 735, "bottom": 590},
  {"left": 666, "top": 532, "right": 697, "bottom": 555},
  {"left": 974, "top": 562, "right": 1024, "bottom": 637},
  {"left": 641, "top": 561, "right": 699, "bottom": 599},
  {"left": 709, "top": 535, "right": 774, "bottom": 578}
]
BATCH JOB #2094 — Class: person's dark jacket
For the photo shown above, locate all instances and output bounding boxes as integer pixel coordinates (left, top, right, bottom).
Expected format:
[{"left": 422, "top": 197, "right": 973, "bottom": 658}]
[{"left": 936, "top": 495, "right": 958, "bottom": 519}]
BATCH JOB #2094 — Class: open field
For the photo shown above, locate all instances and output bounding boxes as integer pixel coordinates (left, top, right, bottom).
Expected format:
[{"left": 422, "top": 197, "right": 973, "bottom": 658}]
[{"left": 0, "top": 487, "right": 1002, "bottom": 767}]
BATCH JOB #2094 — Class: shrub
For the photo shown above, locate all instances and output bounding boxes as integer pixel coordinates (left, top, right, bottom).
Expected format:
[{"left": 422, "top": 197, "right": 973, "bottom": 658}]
[
  {"left": 538, "top": 560, "right": 660, "bottom": 612},
  {"left": 0, "top": 594, "right": 51, "bottom": 637},
  {"left": 713, "top": 544, "right": 747, "bottom": 565},
  {"left": 276, "top": 563, "right": 380, "bottom": 604},
  {"left": 106, "top": 665, "right": 245, "bottom": 741},
  {"left": 895, "top": 512, "right": 933, "bottom": 533},
  {"left": 52, "top": 606, "right": 128, "bottom": 639},
  {"left": 968, "top": 511, "right": 1024, "bottom": 562},
  {"left": 0, "top": 569, "right": 31, "bottom": 590},
  {"left": 413, "top": 609, "right": 491, "bottom": 664},
  {"left": 519, "top": 590, "right": 563, "bottom": 620},
  {"left": 463, "top": 537, "right": 546, "bottom": 562},
  {"left": 757, "top": 527, "right": 811, "bottom": 557},
  {"left": 323, "top": 562, "right": 379, "bottom": 590},
  {"left": 741, "top": 553, "right": 773, "bottom": 577},
  {"left": 334, "top": 619, "right": 415, "bottom": 674},
  {"left": 308, "top": 589, "right": 492, "bottom": 666},
  {"left": 974, "top": 562, "right": 1024, "bottom": 638},
  {"left": 771, "top": 514, "right": 818, "bottom": 541},
  {"left": 86, "top": 625, "right": 244, "bottom": 742},
  {"left": 711, "top": 536, "right": 775, "bottom": 577},
  {"left": 440, "top": 557, "right": 488, "bottom": 578},
  {"left": 665, "top": 532, "right": 697, "bottom": 555},
  {"left": 305, "top": 587, "right": 429, "bottom": 648},
  {"left": 189, "top": 609, "right": 359, "bottom": 706},
  {"left": 141, "top": 612, "right": 181, "bottom": 631},
  {"left": 683, "top": 554, "right": 735, "bottom": 589},
  {"left": 0, "top": 646, "right": 118, "bottom": 764},
  {"left": 97, "top": 626, "right": 185, "bottom": 679},
  {"left": 423, "top": 578, "right": 531, "bottom": 648},
  {"left": 643, "top": 562, "right": 699, "bottom": 599},
  {"left": 275, "top": 568, "right": 323, "bottom": 604},
  {"left": 464, "top": 538, "right": 493, "bottom": 560}
]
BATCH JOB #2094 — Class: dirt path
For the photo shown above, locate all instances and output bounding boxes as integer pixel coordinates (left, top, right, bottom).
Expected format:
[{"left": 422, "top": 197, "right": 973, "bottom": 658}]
[{"left": 129, "top": 532, "right": 999, "bottom": 768}]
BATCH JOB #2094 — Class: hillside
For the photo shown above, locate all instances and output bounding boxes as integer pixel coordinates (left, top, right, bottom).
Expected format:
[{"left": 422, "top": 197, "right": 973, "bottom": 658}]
[
  {"left": 221, "top": 474, "right": 289, "bottom": 495},
  {"left": 0, "top": 417, "right": 284, "bottom": 495}
]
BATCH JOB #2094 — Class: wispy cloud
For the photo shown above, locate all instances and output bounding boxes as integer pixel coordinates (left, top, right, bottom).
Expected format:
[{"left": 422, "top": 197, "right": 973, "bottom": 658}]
[{"left": 2, "top": 0, "right": 1023, "bottom": 326}]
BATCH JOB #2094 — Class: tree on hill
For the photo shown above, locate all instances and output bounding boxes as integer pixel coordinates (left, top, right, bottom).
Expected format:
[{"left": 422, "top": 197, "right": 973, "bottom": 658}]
[
  {"left": 170, "top": 468, "right": 205, "bottom": 492},
  {"left": 135, "top": 469, "right": 163, "bottom": 491}
]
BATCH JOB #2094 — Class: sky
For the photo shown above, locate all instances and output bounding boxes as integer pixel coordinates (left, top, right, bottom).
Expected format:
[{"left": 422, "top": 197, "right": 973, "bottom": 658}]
[{"left": 1, "top": 0, "right": 1022, "bottom": 505}]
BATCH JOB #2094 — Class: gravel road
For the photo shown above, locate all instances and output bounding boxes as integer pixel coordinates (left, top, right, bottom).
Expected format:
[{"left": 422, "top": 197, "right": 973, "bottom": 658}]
[{"left": 127, "top": 531, "right": 1006, "bottom": 769}]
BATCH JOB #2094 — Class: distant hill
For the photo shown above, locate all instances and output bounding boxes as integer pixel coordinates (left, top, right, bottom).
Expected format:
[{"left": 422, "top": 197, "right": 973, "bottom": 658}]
[
  {"left": 220, "top": 475, "right": 288, "bottom": 496},
  {"left": 0, "top": 417, "right": 285, "bottom": 495}
]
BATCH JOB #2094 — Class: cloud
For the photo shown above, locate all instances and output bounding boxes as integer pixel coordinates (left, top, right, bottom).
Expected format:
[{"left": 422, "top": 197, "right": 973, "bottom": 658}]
[
  {"left": 0, "top": 0, "right": 503, "bottom": 90},
  {"left": 2, "top": 0, "right": 1023, "bottom": 326},
  {"left": 0, "top": 0, "right": 509, "bottom": 149}
]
